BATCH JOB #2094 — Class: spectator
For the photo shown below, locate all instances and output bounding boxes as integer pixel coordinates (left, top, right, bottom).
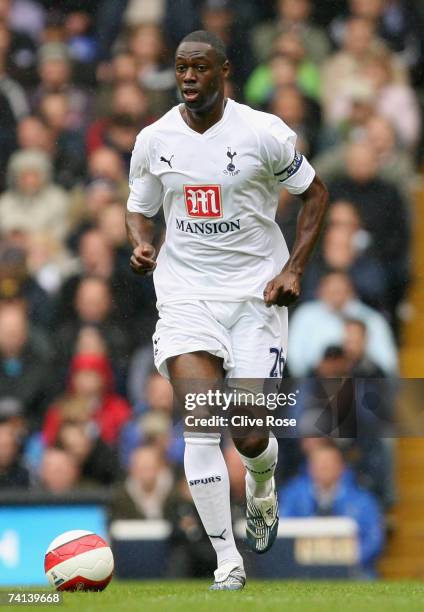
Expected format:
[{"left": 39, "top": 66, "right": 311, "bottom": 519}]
[
  {"left": 0, "top": 396, "right": 27, "bottom": 438},
  {"left": 330, "top": 0, "right": 423, "bottom": 72},
  {"left": 120, "top": 372, "right": 182, "bottom": 468},
  {"left": 64, "top": 10, "right": 99, "bottom": 85},
  {"left": 321, "top": 17, "right": 407, "bottom": 125},
  {"left": 17, "top": 115, "right": 53, "bottom": 156},
  {"left": 38, "top": 447, "right": 83, "bottom": 494},
  {"left": 361, "top": 51, "right": 421, "bottom": 149},
  {"left": 343, "top": 318, "right": 385, "bottom": 377},
  {"left": 68, "top": 179, "right": 119, "bottom": 248},
  {"left": 57, "top": 228, "right": 156, "bottom": 338},
  {"left": 269, "top": 85, "right": 322, "bottom": 157},
  {"left": 82, "top": 146, "right": 129, "bottom": 204},
  {"left": 291, "top": 355, "right": 356, "bottom": 439},
  {"left": 43, "top": 353, "right": 131, "bottom": 447},
  {"left": 0, "top": 7, "right": 37, "bottom": 86},
  {"left": 73, "top": 325, "right": 108, "bottom": 356},
  {"left": 88, "top": 145, "right": 126, "bottom": 184},
  {"left": 0, "top": 91, "right": 18, "bottom": 189},
  {"left": 0, "top": 419, "right": 29, "bottom": 488},
  {"left": 199, "top": 0, "right": 254, "bottom": 91},
  {"left": 329, "top": 140, "right": 410, "bottom": 313},
  {"left": 313, "top": 115, "right": 416, "bottom": 198},
  {"left": 110, "top": 445, "right": 173, "bottom": 520},
  {"left": 326, "top": 200, "right": 365, "bottom": 235},
  {"left": 0, "top": 149, "right": 70, "bottom": 241},
  {"left": 292, "top": 353, "right": 395, "bottom": 507},
  {"left": 56, "top": 420, "right": 121, "bottom": 485},
  {"left": 0, "top": 300, "right": 53, "bottom": 429},
  {"left": 38, "top": 92, "right": 86, "bottom": 188},
  {"left": 280, "top": 443, "right": 384, "bottom": 577},
  {"left": 364, "top": 116, "right": 416, "bottom": 198},
  {"left": 98, "top": 202, "right": 130, "bottom": 262},
  {"left": 131, "top": 370, "right": 173, "bottom": 417},
  {"left": 31, "top": 42, "right": 92, "bottom": 130},
  {"left": 126, "top": 23, "right": 176, "bottom": 115},
  {"left": 251, "top": 0, "right": 330, "bottom": 65},
  {"left": 0, "top": 21, "right": 29, "bottom": 120},
  {"left": 87, "top": 82, "right": 152, "bottom": 162},
  {"left": 59, "top": 229, "right": 127, "bottom": 315},
  {"left": 330, "top": 0, "right": 388, "bottom": 48},
  {"left": 92, "top": 113, "right": 139, "bottom": 175},
  {"left": 54, "top": 275, "right": 133, "bottom": 387},
  {"left": 0, "top": 20, "right": 31, "bottom": 182},
  {"left": 94, "top": 52, "right": 138, "bottom": 118},
  {"left": 288, "top": 272, "right": 398, "bottom": 376},
  {"left": 126, "top": 345, "right": 155, "bottom": 406},
  {"left": 123, "top": 0, "right": 166, "bottom": 28},
  {"left": 17, "top": 113, "right": 87, "bottom": 190},
  {"left": 94, "top": 0, "right": 128, "bottom": 62},
  {"left": 0, "top": 241, "right": 56, "bottom": 328},
  {"left": 25, "top": 231, "right": 77, "bottom": 297},
  {"left": 342, "top": 318, "right": 395, "bottom": 509},
  {"left": 245, "top": 31, "right": 320, "bottom": 106},
  {"left": 162, "top": 0, "right": 201, "bottom": 50},
  {"left": 301, "top": 223, "right": 388, "bottom": 308}
]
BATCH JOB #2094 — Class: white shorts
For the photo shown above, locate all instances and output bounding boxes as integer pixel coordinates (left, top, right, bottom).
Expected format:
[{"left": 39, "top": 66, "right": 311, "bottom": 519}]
[{"left": 152, "top": 299, "right": 288, "bottom": 388}]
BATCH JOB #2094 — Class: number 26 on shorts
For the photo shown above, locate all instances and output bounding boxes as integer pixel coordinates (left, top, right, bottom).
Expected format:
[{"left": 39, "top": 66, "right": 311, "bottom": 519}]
[{"left": 269, "top": 347, "right": 285, "bottom": 378}]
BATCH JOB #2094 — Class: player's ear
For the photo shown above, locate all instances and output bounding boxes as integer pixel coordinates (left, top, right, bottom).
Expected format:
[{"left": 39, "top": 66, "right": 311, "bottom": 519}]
[{"left": 222, "top": 59, "right": 230, "bottom": 78}]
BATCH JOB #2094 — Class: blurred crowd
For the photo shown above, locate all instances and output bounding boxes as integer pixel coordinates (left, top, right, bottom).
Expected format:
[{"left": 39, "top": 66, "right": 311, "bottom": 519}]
[{"left": 0, "top": 0, "right": 423, "bottom": 578}]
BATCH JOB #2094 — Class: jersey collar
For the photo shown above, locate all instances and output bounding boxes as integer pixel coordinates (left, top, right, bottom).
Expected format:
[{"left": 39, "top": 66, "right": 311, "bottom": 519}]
[{"left": 176, "top": 98, "right": 234, "bottom": 138}]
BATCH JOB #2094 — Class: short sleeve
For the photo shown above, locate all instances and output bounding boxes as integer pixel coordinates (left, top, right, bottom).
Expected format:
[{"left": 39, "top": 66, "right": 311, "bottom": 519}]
[
  {"left": 266, "top": 117, "right": 315, "bottom": 195},
  {"left": 127, "top": 132, "right": 164, "bottom": 217}
]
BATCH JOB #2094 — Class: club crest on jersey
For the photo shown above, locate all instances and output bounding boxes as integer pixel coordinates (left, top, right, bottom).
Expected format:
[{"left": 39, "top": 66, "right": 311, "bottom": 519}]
[
  {"left": 223, "top": 147, "right": 240, "bottom": 176},
  {"left": 184, "top": 185, "right": 222, "bottom": 218}
]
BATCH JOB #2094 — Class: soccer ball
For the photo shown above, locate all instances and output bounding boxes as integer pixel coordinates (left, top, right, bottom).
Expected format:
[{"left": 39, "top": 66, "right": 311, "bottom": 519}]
[{"left": 44, "top": 530, "right": 114, "bottom": 591}]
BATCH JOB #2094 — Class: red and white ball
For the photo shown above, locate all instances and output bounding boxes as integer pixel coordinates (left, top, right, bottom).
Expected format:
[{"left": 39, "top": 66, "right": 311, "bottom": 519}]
[{"left": 44, "top": 530, "right": 114, "bottom": 591}]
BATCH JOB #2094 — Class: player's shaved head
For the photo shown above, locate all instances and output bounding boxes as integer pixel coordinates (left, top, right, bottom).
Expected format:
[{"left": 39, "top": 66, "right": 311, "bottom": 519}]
[
  {"left": 179, "top": 30, "right": 227, "bottom": 64},
  {"left": 175, "top": 30, "right": 230, "bottom": 114}
]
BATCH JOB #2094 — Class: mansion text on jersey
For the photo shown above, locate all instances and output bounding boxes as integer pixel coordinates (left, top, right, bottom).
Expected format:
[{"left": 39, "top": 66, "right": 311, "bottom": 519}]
[{"left": 176, "top": 218, "right": 241, "bottom": 235}]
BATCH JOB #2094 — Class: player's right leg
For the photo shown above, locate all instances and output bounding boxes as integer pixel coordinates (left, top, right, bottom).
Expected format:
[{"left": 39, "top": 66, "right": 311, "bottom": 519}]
[
  {"left": 168, "top": 351, "right": 245, "bottom": 591},
  {"left": 226, "top": 299, "right": 286, "bottom": 554},
  {"left": 233, "top": 433, "right": 279, "bottom": 554}
]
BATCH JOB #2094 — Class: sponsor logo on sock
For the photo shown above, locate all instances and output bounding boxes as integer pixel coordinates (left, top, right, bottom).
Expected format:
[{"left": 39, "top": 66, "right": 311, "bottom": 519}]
[
  {"left": 189, "top": 475, "right": 222, "bottom": 486},
  {"left": 208, "top": 528, "right": 227, "bottom": 541}
]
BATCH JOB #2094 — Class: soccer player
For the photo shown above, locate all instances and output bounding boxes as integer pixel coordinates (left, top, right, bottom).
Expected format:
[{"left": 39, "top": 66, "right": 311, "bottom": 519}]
[{"left": 125, "top": 30, "right": 328, "bottom": 590}]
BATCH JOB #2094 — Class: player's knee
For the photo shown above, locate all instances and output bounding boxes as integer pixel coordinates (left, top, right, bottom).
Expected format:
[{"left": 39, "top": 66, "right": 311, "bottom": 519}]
[{"left": 233, "top": 435, "right": 269, "bottom": 457}]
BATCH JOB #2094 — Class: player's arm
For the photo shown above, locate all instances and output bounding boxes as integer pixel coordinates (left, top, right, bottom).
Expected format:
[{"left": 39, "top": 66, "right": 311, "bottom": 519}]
[
  {"left": 264, "top": 176, "right": 328, "bottom": 308},
  {"left": 125, "top": 211, "right": 157, "bottom": 275},
  {"left": 126, "top": 132, "right": 164, "bottom": 276}
]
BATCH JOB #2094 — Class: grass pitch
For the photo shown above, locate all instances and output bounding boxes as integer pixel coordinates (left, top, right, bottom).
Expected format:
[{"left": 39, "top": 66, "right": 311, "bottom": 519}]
[{"left": 3, "top": 581, "right": 424, "bottom": 612}]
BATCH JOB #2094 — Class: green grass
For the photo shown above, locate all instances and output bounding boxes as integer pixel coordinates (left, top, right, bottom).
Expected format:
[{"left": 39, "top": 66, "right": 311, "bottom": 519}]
[{"left": 3, "top": 581, "right": 424, "bottom": 612}]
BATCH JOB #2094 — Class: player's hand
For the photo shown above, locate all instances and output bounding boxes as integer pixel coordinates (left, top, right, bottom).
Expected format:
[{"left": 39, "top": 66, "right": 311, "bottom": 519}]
[
  {"left": 130, "top": 243, "right": 156, "bottom": 275},
  {"left": 263, "top": 269, "right": 302, "bottom": 307}
]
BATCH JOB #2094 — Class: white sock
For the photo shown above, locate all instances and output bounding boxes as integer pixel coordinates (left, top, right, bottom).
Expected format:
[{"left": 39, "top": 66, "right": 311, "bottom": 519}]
[
  {"left": 184, "top": 434, "right": 243, "bottom": 572},
  {"left": 237, "top": 434, "right": 278, "bottom": 498}
]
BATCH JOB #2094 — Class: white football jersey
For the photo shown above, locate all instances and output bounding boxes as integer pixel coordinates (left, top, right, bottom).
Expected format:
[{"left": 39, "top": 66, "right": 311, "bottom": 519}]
[{"left": 127, "top": 99, "right": 315, "bottom": 306}]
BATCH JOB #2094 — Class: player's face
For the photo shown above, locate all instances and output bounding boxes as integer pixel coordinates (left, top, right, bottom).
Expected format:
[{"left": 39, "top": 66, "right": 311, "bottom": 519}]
[{"left": 175, "top": 42, "right": 229, "bottom": 112}]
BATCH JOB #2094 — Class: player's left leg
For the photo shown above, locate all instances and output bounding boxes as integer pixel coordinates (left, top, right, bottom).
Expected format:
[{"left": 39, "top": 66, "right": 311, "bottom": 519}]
[
  {"left": 232, "top": 433, "right": 279, "bottom": 554},
  {"left": 227, "top": 299, "right": 287, "bottom": 553}
]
